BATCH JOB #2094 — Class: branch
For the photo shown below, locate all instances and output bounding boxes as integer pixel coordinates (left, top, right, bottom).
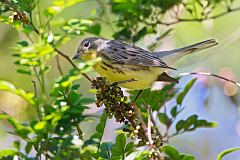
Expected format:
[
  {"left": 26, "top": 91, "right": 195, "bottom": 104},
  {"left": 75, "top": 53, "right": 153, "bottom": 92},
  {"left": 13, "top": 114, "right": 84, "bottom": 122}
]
[
  {"left": 32, "top": 80, "right": 42, "bottom": 120},
  {"left": 74, "top": 120, "right": 83, "bottom": 140},
  {"left": 55, "top": 55, "right": 64, "bottom": 76},
  {"left": 145, "top": 6, "right": 240, "bottom": 26},
  {"left": 54, "top": 49, "right": 92, "bottom": 82},
  {"left": 179, "top": 72, "right": 240, "bottom": 87},
  {"left": 147, "top": 106, "right": 153, "bottom": 145},
  {"left": 3, "top": 0, "right": 22, "bottom": 17}
]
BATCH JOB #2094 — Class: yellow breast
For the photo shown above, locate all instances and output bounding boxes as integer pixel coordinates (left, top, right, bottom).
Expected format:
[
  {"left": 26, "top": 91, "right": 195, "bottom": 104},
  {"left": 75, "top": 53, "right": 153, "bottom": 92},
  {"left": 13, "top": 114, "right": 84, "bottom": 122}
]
[
  {"left": 81, "top": 50, "right": 166, "bottom": 89},
  {"left": 93, "top": 61, "right": 165, "bottom": 89}
]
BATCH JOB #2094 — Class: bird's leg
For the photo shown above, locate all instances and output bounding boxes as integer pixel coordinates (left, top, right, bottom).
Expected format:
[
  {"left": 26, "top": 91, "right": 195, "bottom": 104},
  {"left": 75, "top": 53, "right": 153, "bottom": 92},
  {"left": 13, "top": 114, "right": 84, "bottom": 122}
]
[
  {"left": 133, "top": 90, "right": 143, "bottom": 103},
  {"left": 111, "top": 79, "right": 136, "bottom": 86}
]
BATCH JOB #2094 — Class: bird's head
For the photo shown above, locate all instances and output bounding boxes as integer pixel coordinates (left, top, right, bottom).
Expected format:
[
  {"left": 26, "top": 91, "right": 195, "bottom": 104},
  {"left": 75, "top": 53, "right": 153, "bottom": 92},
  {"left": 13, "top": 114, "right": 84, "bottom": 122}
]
[{"left": 72, "top": 37, "right": 105, "bottom": 61}]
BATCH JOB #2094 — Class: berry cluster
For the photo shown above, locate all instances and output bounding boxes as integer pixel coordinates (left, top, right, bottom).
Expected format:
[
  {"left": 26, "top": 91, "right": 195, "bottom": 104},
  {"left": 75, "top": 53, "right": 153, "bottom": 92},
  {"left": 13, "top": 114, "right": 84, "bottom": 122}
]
[
  {"left": 91, "top": 77, "right": 135, "bottom": 123},
  {"left": 91, "top": 77, "right": 163, "bottom": 148}
]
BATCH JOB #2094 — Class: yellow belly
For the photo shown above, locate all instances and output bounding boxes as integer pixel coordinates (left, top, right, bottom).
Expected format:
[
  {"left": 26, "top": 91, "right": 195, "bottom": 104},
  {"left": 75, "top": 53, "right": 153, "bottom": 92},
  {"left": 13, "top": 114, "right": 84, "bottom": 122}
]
[{"left": 93, "top": 61, "right": 165, "bottom": 89}]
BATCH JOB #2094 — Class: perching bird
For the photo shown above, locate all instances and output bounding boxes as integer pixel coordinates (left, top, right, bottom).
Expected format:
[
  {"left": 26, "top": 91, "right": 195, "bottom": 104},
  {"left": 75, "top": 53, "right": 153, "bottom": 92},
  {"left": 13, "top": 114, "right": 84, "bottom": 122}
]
[{"left": 72, "top": 37, "right": 218, "bottom": 89}]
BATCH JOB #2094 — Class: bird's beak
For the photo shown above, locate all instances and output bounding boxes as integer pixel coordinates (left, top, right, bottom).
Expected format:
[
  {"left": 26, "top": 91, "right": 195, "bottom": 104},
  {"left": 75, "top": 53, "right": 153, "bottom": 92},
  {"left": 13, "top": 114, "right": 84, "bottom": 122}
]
[{"left": 72, "top": 52, "right": 80, "bottom": 60}]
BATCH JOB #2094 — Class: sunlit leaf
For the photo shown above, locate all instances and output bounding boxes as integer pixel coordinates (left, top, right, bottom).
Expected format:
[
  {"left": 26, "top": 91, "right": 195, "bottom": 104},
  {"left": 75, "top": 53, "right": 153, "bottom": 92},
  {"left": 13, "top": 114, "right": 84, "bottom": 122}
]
[
  {"left": 0, "top": 113, "right": 32, "bottom": 139},
  {"left": 34, "top": 121, "right": 47, "bottom": 131},
  {"left": 0, "top": 149, "right": 17, "bottom": 158},
  {"left": 61, "top": 19, "right": 101, "bottom": 35},
  {"left": 216, "top": 147, "right": 240, "bottom": 160},
  {"left": 0, "top": 80, "right": 35, "bottom": 105},
  {"left": 177, "top": 79, "right": 197, "bottom": 105}
]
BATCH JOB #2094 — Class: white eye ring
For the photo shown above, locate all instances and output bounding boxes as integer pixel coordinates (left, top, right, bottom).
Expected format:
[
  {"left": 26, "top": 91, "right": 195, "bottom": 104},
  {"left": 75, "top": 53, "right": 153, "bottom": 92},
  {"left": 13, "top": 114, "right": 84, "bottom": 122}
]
[{"left": 83, "top": 41, "right": 90, "bottom": 48}]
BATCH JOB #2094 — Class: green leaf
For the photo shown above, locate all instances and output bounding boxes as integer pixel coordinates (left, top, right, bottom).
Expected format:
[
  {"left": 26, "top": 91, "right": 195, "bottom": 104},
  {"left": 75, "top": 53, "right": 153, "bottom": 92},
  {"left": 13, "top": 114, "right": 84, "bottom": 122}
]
[
  {"left": 133, "top": 150, "right": 152, "bottom": 160},
  {"left": 22, "top": 24, "right": 35, "bottom": 34},
  {"left": 18, "top": 0, "right": 36, "bottom": 13},
  {"left": 162, "top": 145, "right": 196, "bottom": 160},
  {"left": 111, "top": 133, "right": 126, "bottom": 157},
  {"left": 96, "top": 111, "right": 107, "bottom": 133},
  {"left": 196, "top": 120, "right": 218, "bottom": 128},
  {"left": 179, "top": 154, "right": 195, "bottom": 160},
  {"left": 177, "top": 79, "right": 197, "bottom": 105},
  {"left": 51, "top": 69, "right": 82, "bottom": 97},
  {"left": 128, "top": 83, "right": 176, "bottom": 111},
  {"left": 0, "top": 80, "right": 35, "bottom": 105},
  {"left": 133, "top": 27, "right": 147, "bottom": 42},
  {"left": 162, "top": 145, "right": 180, "bottom": 159},
  {"left": 99, "top": 142, "right": 112, "bottom": 159},
  {"left": 176, "top": 120, "right": 185, "bottom": 133},
  {"left": 184, "top": 115, "right": 198, "bottom": 130},
  {"left": 88, "top": 111, "right": 107, "bottom": 146},
  {"left": 0, "top": 149, "right": 17, "bottom": 157},
  {"left": 25, "top": 142, "right": 33, "bottom": 154},
  {"left": 67, "top": 91, "right": 82, "bottom": 105},
  {"left": 170, "top": 105, "right": 178, "bottom": 117},
  {"left": 34, "top": 121, "right": 47, "bottom": 131},
  {"left": 0, "top": 113, "right": 32, "bottom": 139},
  {"left": 13, "top": 140, "right": 20, "bottom": 150},
  {"left": 216, "top": 147, "right": 240, "bottom": 160},
  {"left": 176, "top": 115, "right": 217, "bottom": 133},
  {"left": 17, "top": 40, "right": 29, "bottom": 47},
  {"left": 16, "top": 68, "right": 32, "bottom": 75},
  {"left": 61, "top": 18, "right": 101, "bottom": 36},
  {"left": 71, "top": 84, "right": 80, "bottom": 90},
  {"left": 158, "top": 113, "right": 171, "bottom": 127},
  {"left": 87, "top": 23, "right": 101, "bottom": 35},
  {"left": 125, "top": 142, "right": 135, "bottom": 156}
]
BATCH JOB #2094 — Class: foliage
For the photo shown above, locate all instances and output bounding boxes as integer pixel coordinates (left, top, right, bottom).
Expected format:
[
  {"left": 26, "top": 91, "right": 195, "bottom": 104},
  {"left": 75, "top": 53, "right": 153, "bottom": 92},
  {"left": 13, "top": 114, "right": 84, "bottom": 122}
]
[
  {"left": 216, "top": 147, "right": 240, "bottom": 160},
  {"left": 111, "top": 0, "right": 239, "bottom": 43},
  {"left": 0, "top": 0, "right": 239, "bottom": 159}
]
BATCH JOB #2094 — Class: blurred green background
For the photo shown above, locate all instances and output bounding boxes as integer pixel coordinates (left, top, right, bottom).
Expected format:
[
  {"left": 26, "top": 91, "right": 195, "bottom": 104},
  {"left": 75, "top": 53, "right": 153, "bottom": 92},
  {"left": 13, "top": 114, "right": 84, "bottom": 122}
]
[{"left": 0, "top": 0, "right": 240, "bottom": 159}]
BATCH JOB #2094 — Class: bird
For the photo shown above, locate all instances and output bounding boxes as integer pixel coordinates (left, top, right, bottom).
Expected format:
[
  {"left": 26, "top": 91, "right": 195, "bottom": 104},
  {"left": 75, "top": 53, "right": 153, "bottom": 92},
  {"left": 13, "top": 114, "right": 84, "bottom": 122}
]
[{"left": 72, "top": 37, "right": 218, "bottom": 90}]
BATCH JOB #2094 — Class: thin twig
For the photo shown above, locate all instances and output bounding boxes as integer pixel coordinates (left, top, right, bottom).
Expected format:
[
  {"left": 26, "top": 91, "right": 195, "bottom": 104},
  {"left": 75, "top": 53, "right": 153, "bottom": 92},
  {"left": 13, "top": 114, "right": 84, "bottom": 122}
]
[
  {"left": 168, "top": 130, "right": 186, "bottom": 139},
  {"left": 54, "top": 49, "right": 93, "bottom": 82},
  {"left": 32, "top": 66, "right": 42, "bottom": 87},
  {"left": 179, "top": 72, "right": 240, "bottom": 87},
  {"left": 147, "top": 106, "right": 153, "bottom": 145},
  {"left": 55, "top": 55, "right": 64, "bottom": 76},
  {"left": 3, "top": 0, "right": 22, "bottom": 17},
  {"left": 74, "top": 120, "right": 83, "bottom": 140},
  {"left": 32, "top": 80, "right": 41, "bottom": 120},
  {"left": 149, "top": 111, "right": 163, "bottom": 139},
  {"left": 144, "top": 7, "right": 240, "bottom": 26},
  {"left": 32, "top": 80, "right": 38, "bottom": 98},
  {"left": 37, "top": 0, "right": 42, "bottom": 27}
]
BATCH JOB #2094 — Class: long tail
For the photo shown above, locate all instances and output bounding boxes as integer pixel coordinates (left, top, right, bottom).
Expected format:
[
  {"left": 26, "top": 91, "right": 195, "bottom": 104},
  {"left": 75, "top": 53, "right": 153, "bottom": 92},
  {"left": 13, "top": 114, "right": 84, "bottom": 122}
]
[{"left": 155, "top": 39, "right": 218, "bottom": 65}]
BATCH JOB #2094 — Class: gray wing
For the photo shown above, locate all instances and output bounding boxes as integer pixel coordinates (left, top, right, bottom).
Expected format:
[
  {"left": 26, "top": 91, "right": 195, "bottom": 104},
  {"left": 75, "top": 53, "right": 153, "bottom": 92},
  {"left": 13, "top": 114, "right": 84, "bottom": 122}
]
[{"left": 98, "top": 40, "right": 175, "bottom": 70}]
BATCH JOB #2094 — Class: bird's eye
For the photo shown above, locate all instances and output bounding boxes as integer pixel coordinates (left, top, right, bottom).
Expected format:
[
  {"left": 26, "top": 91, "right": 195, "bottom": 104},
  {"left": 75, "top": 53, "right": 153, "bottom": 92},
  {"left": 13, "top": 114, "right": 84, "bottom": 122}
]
[{"left": 83, "top": 41, "right": 90, "bottom": 48}]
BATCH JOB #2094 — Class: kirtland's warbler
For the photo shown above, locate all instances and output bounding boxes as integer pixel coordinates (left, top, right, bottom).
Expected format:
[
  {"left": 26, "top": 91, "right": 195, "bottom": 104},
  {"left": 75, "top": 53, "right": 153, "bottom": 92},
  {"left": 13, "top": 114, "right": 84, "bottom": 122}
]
[{"left": 72, "top": 37, "right": 218, "bottom": 89}]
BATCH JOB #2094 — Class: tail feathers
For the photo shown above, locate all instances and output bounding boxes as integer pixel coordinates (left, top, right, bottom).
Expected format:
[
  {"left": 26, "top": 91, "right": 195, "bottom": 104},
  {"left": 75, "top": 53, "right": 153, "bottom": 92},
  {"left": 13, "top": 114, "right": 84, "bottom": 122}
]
[{"left": 155, "top": 39, "right": 218, "bottom": 65}]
